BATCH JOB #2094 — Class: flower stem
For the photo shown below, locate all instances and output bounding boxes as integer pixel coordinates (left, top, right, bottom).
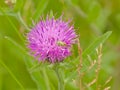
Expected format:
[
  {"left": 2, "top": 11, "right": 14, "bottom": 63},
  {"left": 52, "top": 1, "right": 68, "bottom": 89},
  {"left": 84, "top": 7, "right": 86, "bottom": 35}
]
[{"left": 54, "top": 66, "right": 64, "bottom": 90}]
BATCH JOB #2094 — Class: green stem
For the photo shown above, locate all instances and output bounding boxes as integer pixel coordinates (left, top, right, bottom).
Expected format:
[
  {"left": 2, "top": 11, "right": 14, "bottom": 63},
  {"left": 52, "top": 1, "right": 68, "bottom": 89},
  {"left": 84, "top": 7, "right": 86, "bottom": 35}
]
[
  {"left": 54, "top": 66, "right": 64, "bottom": 90},
  {"left": 42, "top": 68, "right": 51, "bottom": 90},
  {"left": 0, "top": 8, "right": 24, "bottom": 42},
  {"left": 17, "top": 12, "right": 30, "bottom": 31}
]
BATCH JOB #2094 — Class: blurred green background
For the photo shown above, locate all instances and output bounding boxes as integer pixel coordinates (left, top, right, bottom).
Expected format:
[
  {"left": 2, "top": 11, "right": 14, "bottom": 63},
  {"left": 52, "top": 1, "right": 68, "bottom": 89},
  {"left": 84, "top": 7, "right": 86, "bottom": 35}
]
[{"left": 0, "top": 0, "right": 120, "bottom": 90}]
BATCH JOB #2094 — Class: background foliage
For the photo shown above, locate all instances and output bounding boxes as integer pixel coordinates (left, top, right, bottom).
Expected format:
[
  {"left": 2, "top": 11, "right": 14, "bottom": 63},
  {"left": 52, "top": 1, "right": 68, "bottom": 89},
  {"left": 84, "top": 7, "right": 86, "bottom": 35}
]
[{"left": 0, "top": 0, "right": 120, "bottom": 90}]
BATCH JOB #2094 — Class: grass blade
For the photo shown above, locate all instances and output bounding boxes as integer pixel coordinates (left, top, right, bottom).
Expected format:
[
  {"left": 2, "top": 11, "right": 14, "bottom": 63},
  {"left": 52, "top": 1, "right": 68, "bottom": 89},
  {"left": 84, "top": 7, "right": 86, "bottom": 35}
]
[
  {"left": 0, "top": 59, "right": 25, "bottom": 90},
  {"left": 32, "top": 0, "right": 49, "bottom": 21},
  {"left": 82, "top": 31, "right": 112, "bottom": 58},
  {"left": 4, "top": 36, "right": 25, "bottom": 52}
]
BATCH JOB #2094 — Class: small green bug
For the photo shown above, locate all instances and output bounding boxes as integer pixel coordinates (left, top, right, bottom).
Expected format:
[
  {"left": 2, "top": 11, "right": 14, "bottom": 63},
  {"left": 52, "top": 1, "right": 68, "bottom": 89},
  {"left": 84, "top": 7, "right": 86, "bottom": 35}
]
[{"left": 57, "top": 41, "right": 67, "bottom": 46}]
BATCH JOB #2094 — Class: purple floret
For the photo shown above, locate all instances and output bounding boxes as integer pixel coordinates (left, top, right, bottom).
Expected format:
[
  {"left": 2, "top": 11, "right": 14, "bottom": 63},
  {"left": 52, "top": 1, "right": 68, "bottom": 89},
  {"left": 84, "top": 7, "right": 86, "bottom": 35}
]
[{"left": 27, "top": 16, "right": 77, "bottom": 63}]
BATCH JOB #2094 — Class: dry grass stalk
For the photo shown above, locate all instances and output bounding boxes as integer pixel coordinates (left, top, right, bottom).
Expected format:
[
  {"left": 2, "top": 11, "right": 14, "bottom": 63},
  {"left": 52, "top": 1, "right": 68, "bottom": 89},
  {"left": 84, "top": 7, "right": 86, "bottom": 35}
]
[
  {"left": 89, "top": 60, "right": 97, "bottom": 70},
  {"left": 77, "top": 38, "right": 83, "bottom": 90},
  {"left": 104, "top": 86, "right": 111, "bottom": 90},
  {"left": 87, "top": 79, "right": 96, "bottom": 87},
  {"left": 77, "top": 43, "right": 112, "bottom": 90},
  {"left": 87, "top": 55, "right": 97, "bottom": 70},
  {"left": 102, "top": 76, "right": 112, "bottom": 90},
  {"left": 104, "top": 76, "right": 112, "bottom": 86},
  {"left": 95, "top": 44, "right": 102, "bottom": 90}
]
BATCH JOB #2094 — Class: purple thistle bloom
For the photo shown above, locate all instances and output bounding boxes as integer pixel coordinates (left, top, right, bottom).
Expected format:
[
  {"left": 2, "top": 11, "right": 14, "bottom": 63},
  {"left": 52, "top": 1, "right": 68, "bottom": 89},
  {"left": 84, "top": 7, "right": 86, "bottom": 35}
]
[{"left": 27, "top": 16, "right": 77, "bottom": 63}]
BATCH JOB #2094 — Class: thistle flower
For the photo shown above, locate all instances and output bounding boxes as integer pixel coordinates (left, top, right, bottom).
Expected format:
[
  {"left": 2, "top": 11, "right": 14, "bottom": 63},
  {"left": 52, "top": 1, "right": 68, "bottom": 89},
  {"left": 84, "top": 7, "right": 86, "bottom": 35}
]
[{"left": 27, "top": 16, "right": 77, "bottom": 63}]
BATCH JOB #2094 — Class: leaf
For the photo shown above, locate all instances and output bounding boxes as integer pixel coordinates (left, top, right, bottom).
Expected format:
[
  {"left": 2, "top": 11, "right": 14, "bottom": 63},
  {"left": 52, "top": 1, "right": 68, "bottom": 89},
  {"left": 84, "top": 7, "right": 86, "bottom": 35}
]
[
  {"left": 65, "top": 82, "right": 79, "bottom": 90},
  {"left": 0, "top": 8, "right": 29, "bottom": 30},
  {"left": 24, "top": 56, "right": 53, "bottom": 90},
  {"left": 17, "top": 12, "right": 30, "bottom": 30},
  {"left": 24, "top": 57, "right": 46, "bottom": 90},
  {"left": 82, "top": 31, "right": 112, "bottom": 59},
  {"left": 14, "top": 0, "right": 24, "bottom": 12},
  {"left": 0, "top": 10, "right": 17, "bottom": 17},
  {"left": 49, "top": 10, "right": 54, "bottom": 18},
  {"left": 88, "top": 2, "right": 101, "bottom": 22},
  {"left": 32, "top": 0, "right": 49, "bottom": 21},
  {"left": 0, "top": 36, "right": 3, "bottom": 90}
]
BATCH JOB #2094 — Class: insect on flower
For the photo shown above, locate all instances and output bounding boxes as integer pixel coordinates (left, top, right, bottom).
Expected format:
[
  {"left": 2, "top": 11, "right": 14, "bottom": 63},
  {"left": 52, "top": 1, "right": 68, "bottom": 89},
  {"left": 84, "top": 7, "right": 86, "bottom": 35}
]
[{"left": 57, "top": 41, "right": 67, "bottom": 46}]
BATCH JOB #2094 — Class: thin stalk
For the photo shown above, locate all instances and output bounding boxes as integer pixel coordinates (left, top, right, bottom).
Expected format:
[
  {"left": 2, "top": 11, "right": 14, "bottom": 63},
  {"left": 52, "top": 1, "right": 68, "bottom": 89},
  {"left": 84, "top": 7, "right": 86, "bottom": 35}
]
[
  {"left": 17, "top": 12, "right": 30, "bottom": 31},
  {"left": 54, "top": 66, "right": 64, "bottom": 90},
  {"left": 77, "top": 38, "right": 83, "bottom": 89},
  {"left": 42, "top": 68, "right": 51, "bottom": 90},
  {"left": 95, "top": 44, "right": 102, "bottom": 90},
  {"left": 0, "top": 8, "right": 24, "bottom": 42}
]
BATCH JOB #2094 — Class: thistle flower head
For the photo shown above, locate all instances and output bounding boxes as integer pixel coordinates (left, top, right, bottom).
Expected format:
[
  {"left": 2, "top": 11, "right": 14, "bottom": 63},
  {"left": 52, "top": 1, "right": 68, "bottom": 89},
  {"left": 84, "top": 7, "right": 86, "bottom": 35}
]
[{"left": 27, "top": 16, "right": 77, "bottom": 63}]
